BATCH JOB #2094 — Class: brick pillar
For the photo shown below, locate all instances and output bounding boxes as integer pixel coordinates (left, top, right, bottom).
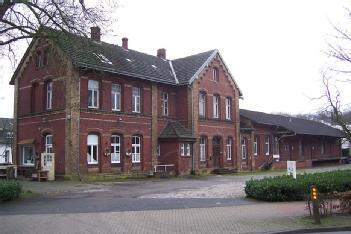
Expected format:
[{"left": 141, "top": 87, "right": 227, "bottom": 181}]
[{"left": 151, "top": 83, "right": 158, "bottom": 171}]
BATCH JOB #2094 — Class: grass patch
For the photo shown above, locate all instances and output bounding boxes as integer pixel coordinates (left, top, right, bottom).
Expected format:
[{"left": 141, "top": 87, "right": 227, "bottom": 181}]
[
  {"left": 245, "top": 169, "right": 351, "bottom": 201},
  {"left": 0, "top": 180, "right": 22, "bottom": 201}
]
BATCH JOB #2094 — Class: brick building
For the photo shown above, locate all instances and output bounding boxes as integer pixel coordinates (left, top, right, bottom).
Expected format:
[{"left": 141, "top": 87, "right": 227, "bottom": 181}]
[
  {"left": 10, "top": 27, "right": 242, "bottom": 176},
  {"left": 239, "top": 109, "right": 344, "bottom": 170}
]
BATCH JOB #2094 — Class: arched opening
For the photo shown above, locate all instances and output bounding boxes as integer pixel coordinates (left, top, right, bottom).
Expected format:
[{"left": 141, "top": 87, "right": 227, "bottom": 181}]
[{"left": 212, "top": 136, "right": 222, "bottom": 168}]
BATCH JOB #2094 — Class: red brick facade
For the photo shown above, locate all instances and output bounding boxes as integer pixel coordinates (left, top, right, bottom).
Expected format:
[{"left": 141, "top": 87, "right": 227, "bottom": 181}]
[
  {"left": 240, "top": 118, "right": 343, "bottom": 170},
  {"left": 12, "top": 39, "right": 241, "bottom": 176}
]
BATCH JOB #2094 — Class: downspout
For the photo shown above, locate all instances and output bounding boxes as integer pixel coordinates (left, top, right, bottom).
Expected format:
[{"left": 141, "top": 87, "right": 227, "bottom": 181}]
[
  {"left": 77, "top": 77, "right": 81, "bottom": 181},
  {"left": 189, "top": 84, "right": 195, "bottom": 175}
]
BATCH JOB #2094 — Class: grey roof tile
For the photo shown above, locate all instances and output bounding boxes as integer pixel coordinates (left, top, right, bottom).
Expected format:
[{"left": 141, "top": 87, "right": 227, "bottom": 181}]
[
  {"left": 240, "top": 109, "right": 345, "bottom": 138},
  {"left": 159, "top": 120, "right": 195, "bottom": 139}
]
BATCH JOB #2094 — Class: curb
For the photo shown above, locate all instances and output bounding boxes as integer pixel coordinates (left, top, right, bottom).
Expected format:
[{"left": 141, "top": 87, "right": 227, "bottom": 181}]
[{"left": 274, "top": 226, "right": 351, "bottom": 233}]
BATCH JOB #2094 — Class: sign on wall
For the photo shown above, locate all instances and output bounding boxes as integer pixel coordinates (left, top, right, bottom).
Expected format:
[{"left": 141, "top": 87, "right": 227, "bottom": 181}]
[{"left": 287, "top": 160, "right": 296, "bottom": 179}]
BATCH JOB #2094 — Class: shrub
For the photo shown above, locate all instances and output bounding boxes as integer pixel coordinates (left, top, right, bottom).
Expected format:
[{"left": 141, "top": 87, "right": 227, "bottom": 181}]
[
  {"left": 0, "top": 181, "right": 22, "bottom": 201},
  {"left": 245, "top": 170, "right": 351, "bottom": 202}
]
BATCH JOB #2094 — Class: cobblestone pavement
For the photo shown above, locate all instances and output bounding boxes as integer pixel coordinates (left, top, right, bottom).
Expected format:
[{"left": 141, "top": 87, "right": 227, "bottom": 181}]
[{"left": 1, "top": 202, "right": 311, "bottom": 234}]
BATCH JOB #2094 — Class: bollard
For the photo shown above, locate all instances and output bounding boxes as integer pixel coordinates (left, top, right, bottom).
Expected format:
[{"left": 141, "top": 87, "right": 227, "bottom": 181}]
[{"left": 310, "top": 185, "right": 321, "bottom": 224}]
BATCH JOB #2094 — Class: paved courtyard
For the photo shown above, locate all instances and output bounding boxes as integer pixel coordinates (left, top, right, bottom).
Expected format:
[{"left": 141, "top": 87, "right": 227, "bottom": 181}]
[{"left": 1, "top": 164, "right": 351, "bottom": 233}]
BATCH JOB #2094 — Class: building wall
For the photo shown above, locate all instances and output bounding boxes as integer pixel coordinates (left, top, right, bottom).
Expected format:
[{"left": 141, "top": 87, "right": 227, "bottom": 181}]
[
  {"left": 0, "top": 144, "right": 12, "bottom": 163},
  {"left": 194, "top": 57, "right": 239, "bottom": 171},
  {"left": 242, "top": 119, "right": 343, "bottom": 170}
]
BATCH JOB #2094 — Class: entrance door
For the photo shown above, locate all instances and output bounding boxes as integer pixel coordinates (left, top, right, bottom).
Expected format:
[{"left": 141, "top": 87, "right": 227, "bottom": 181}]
[{"left": 212, "top": 136, "right": 221, "bottom": 168}]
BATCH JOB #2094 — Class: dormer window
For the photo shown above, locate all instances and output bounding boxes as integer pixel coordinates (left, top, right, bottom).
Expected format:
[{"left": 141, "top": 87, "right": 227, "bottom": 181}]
[{"left": 212, "top": 68, "right": 219, "bottom": 82}]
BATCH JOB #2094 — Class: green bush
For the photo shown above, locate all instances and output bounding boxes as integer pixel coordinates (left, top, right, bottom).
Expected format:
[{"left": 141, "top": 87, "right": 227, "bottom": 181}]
[
  {"left": 0, "top": 181, "right": 22, "bottom": 201},
  {"left": 245, "top": 170, "right": 351, "bottom": 202}
]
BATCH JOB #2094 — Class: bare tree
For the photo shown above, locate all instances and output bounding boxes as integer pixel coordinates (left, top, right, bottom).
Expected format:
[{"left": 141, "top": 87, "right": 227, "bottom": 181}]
[
  {"left": 322, "top": 8, "right": 351, "bottom": 143},
  {"left": 0, "top": 0, "right": 117, "bottom": 63}
]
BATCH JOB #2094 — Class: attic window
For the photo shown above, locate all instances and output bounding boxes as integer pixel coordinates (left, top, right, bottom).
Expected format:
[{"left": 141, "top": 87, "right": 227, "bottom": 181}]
[{"left": 93, "top": 53, "right": 113, "bottom": 65}]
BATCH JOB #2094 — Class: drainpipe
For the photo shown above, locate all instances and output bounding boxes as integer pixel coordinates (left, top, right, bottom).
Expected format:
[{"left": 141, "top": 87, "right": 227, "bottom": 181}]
[
  {"left": 77, "top": 77, "right": 81, "bottom": 181},
  {"left": 189, "top": 84, "right": 195, "bottom": 175}
]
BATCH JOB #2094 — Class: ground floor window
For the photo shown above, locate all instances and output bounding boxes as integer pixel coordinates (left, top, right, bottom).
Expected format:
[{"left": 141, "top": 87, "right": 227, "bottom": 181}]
[
  {"left": 4, "top": 149, "right": 10, "bottom": 163},
  {"left": 22, "top": 145, "right": 35, "bottom": 166},
  {"left": 132, "top": 136, "right": 141, "bottom": 163},
  {"left": 200, "top": 137, "right": 206, "bottom": 161},
  {"left": 241, "top": 137, "right": 247, "bottom": 160},
  {"left": 111, "top": 135, "right": 121, "bottom": 163},
  {"left": 87, "top": 134, "right": 98, "bottom": 164},
  {"left": 226, "top": 137, "right": 232, "bottom": 160},
  {"left": 180, "top": 143, "right": 191, "bottom": 157}
]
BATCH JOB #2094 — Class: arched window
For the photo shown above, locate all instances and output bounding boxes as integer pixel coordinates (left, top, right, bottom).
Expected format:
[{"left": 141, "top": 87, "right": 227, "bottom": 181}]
[
  {"left": 87, "top": 134, "right": 98, "bottom": 164},
  {"left": 132, "top": 135, "right": 141, "bottom": 163},
  {"left": 226, "top": 137, "right": 232, "bottom": 160},
  {"left": 212, "top": 68, "right": 219, "bottom": 82},
  {"left": 199, "top": 137, "right": 206, "bottom": 161},
  {"left": 36, "top": 51, "right": 42, "bottom": 68},
  {"left": 199, "top": 92, "right": 206, "bottom": 117},
  {"left": 111, "top": 135, "right": 121, "bottom": 163}
]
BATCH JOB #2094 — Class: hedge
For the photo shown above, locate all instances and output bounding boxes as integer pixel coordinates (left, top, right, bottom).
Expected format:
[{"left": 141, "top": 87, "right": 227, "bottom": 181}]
[
  {"left": 245, "top": 170, "right": 351, "bottom": 202},
  {"left": 0, "top": 181, "right": 22, "bottom": 201}
]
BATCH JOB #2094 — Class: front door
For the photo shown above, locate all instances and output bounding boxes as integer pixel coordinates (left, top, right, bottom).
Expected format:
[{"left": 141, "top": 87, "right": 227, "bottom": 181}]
[{"left": 212, "top": 137, "right": 221, "bottom": 168}]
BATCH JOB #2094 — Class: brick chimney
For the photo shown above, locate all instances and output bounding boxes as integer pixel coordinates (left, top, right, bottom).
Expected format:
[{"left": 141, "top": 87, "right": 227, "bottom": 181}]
[
  {"left": 122, "top": 37, "right": 128, "bottom": 49},
  {"left": 157, "top": 48, "right": 166, "bottom": 59},
  {"left": 90, "top": 26, "right": 101, "bottom": 41}
]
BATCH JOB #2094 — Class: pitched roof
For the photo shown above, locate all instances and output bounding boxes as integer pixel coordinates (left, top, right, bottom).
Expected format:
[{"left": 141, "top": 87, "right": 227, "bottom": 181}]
[
  {"left": 159, "top": 120, "right": 195, "bottom": 139},
  {"left": 10, "top": 27, "right": 242, "bottom": 93},
  {"left": 240, "top": 109, "right": 345, "bottom": 138}
]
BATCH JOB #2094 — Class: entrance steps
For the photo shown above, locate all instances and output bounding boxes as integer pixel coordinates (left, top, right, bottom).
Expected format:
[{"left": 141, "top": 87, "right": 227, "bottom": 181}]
[{"left": 211, "top": 168, "right": 237, "bottom": 175}]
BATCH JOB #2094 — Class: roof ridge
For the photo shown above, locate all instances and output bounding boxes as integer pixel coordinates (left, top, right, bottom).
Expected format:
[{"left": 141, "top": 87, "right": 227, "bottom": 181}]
[{"left": 172, "top": 49, "right": 216, "bottom": 61}]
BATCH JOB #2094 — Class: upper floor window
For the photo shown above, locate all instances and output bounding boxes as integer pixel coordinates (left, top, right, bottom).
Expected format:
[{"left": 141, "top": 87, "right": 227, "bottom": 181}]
[
  {"left": 225, "top": 97, "right": 231, "bottom": 120},
  {"left": 212, "top": 68, "right": 219, "bottom": 82},
  {"left": 36, "top": 51, "right": 43, "bottom": 68},
  {"left": 132, "top": 87, "right": 141, "bottom": 113},
  {"left": 200, "top": 137, "right": 206, "bottom": 161},
  {"left": 254, "top": 136, "right": 258, "bottom": 156},
  {"left": 162, "top": 92, "right": 168, "bottom": 116},
  {"left": 46, "top": 81, "right": 53, "bottom": 110},
  {"left": 132, "top": 135, "right": 141, "bottom": 163},
  {"left": 265, "top": 136, "right": 270, "bottom": 155},
  {"left": 213, "top": 95, "right": 219, "bottom": 118},
  {"left": 88, "top": 80, "right": 99, "bottom": 108},
  {"left": 43, "top": 49, "right": 49, "bottom": 66},
  {"left": 226, "top": 137, "right": 232, "bottom": 160},
  {"left": 111, "top": 135, "right": 121, "bottom": 163},
  {"left": 186, "top": 143, "right": 191, "bottom": 156},
  {"left": 199, "top": 92, "right": 206, "bottom": 117},
  {"left": 111, "top": 84, "right": 121, "bottom": 111},
  {"left": 45, "top": 135, "right": 53, "bottom": 153},
  {"left": 241, "top": 137, "right": 247, "bottom": 160},
  {"left": 87, "top": 134, "right": 98, "bottom": 164}
]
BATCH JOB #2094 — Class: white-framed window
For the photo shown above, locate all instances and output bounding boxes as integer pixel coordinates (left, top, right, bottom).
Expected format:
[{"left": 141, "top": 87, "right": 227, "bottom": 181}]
[
  {"left": 200, "top": 137, "right": 206, "bottom": 161},
  {"left": 88, "top": 80, "right": 99, "bottom": 108},
  {"left": 22, "top": 145, "right": 35, "bottom": 166},
  {"left": 132, "top": 87, "right": 141, "bottom": 113},
  {"left": 212, "top": 68, "right": 219, "bottom": 82},
  {"left": 45, "top": 135, "right": 53, "bottom": 153},
  {"left": 111, "top": 135, "right": 121, "bottom": 163},
  {"left": 87, "top": 134, "right": 98, "bottom": 164},
  {"left": 186, "top": 143, "right": 191, "bottom": 156},
  {"left": 254, "top": 136, "right": 258, "bottom": 156},
  {"left": 157, "top": 143, "right": 160, "bottom": 157},
  {"left": 46, "top": 81, "right": 53, "bottom": 110},
  {"left": 132, "top": 136, "right": 141, "bottom": 163},
  {"left": 241, "top": 137, "right": 247, "bottom": 160},
  {"left": 199, "top": 92, "right": 206, "bottom": 117},
  {"left": 213, "top": 95, "right": 219, "bottom": 118},
  {"left": 265, "top": 136, "right": 270, "bottom": 155},
  {"left": 161, "top": 92, "right": 169, "bottom": 116},
  {"left": 111, "top": 84, "right": 121, "bottom": 111},
  {"left": 226, "top": 137, "right": 232, "bottom": 160},
  {"left": 180, "top": 143, "right": 185, "bottom": 156},
  {"left": 225, "top": 97, "right": 231, "bottom": 120}
]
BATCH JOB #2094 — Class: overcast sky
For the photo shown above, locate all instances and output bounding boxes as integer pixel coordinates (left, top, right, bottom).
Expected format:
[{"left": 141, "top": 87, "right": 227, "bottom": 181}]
[{"left": 1, "top": 0, "right": 351, "bottom": 118}]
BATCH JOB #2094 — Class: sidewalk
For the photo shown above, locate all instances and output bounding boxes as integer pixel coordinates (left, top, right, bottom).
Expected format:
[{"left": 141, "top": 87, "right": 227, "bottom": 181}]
[{"left": 1, "top": 201, "right": 350, "bottom": 233}]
